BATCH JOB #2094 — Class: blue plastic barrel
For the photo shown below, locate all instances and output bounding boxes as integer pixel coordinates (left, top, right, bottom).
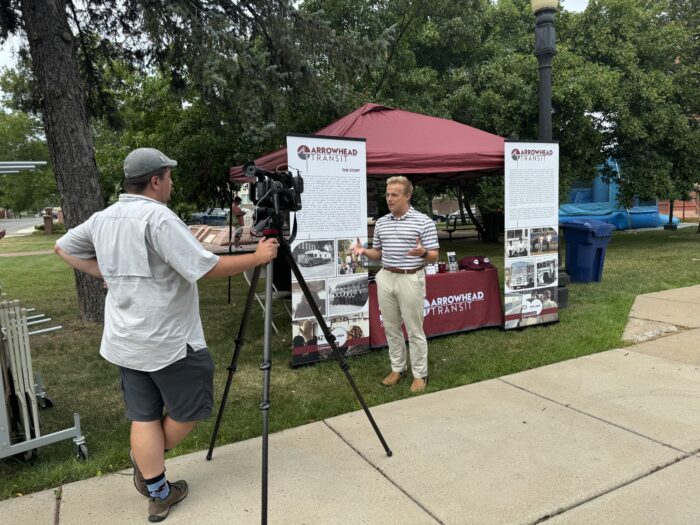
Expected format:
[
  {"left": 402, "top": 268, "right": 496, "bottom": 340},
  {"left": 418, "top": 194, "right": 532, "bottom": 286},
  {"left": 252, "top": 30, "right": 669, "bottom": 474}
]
[{"left": 562, "top": 219, "right": 615, "bottom": 282}]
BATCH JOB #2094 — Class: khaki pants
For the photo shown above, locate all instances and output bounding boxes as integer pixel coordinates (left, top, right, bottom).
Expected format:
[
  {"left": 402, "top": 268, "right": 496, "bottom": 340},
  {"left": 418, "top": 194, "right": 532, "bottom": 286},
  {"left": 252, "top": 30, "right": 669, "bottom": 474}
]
[{"left": 375, "top": 269, "right": 428, "bottom": 378}]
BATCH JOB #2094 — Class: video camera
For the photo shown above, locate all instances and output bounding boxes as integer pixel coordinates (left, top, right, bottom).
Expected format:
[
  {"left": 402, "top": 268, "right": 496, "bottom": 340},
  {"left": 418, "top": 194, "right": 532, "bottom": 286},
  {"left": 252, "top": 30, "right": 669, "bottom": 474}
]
[
  {"left": 244, "top": 161, "right": 304, "bottom": 237},
  {"left": 244, "top": 161, "right": 303, "bottom": 213}
]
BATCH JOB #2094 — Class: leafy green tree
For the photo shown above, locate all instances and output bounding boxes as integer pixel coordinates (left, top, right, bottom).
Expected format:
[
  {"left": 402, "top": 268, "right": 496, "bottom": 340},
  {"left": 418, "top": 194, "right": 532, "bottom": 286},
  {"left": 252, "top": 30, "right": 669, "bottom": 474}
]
[
  {"left": 0, "top": 0, "right": 377, "bottom": 320},
  {"left": 92, "top": 72, "right": 242, "bottom": 215},
  {"left": 0, "top": 0, "right": 106, "bottom": 321},
  {"left": 0, "top": 110, "right": 56, "bottom": 214},
  {"left": 566, "top": 0, "right": 700, "bottom": 207},
  {"left": 305, "top": 0, "right": 612, "bottom": 219}
]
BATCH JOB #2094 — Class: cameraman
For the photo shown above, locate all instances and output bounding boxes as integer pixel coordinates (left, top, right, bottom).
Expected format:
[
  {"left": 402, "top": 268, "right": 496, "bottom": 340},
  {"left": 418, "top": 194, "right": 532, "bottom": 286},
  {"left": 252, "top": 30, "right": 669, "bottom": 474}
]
[{"left": 54, "top": 147, "right": 278, "bottom": 522}]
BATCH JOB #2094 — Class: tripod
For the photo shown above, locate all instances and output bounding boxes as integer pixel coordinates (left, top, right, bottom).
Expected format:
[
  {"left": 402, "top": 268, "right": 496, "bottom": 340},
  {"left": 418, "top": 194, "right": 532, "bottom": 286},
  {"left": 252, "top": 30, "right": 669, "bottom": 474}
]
[{"left": 206, "top": 215, "right": 392, "bottom": 525}]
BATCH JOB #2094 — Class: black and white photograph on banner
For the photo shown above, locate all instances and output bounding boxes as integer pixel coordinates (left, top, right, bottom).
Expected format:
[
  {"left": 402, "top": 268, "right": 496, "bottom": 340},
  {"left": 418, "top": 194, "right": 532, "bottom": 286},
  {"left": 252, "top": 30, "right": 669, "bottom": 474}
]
[
  {"left": 327, "top": 313, "right": 371, "bottom": 357},
  {"left": 531, "top": 286, "right": 559, "bottom": 325},
  {"left": 328, "top": 276, "right": 369, "bottom": 316},
  {"left": 291, "top": 316, "right": 370, "bottom": 362},
  {"left": 504, "top": 287, "right": 558, "bottom": 328},
  {"left": 504, "top": 258, "right": 535, "bottom": 292},
  {"left": 337, "top": 238, "right": 369, "bottom": 275},
  {"left": 530, "top": 226, "right": 559, "bottom": 255},
  {"left": 290, "top": 239, "right": 335, "bottom": 280},
  {"left": 535, "top": 286, "right": 559, "bottom": 310},
  {"left": 292, "top": 319, "right": 318, "bottom": 349},
  {"left": 536, "top": 257, "right": 558, "bottom": 287},
  {"left": 292, "top": 279, "right": 327, "bottom": 319},
  {"left": 504, "top": 293, "right": 524, "bottom": 330},
  {"left": 506, "top": 229, "right": 529, "bottom": 257}
]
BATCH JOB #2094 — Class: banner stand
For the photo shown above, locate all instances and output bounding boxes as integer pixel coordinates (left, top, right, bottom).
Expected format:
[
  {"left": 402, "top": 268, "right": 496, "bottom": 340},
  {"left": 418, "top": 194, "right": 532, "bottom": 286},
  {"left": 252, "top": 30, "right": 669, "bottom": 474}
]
[{"left": 503, "top": 141, "right": 560, "bottom": 329}]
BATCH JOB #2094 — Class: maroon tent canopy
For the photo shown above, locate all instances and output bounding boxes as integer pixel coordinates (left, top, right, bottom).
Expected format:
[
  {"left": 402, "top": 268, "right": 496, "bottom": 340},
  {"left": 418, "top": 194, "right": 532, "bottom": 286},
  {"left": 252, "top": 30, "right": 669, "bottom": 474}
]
[{"left": 230, "top": 103, "right": 504, "bottom": 184}]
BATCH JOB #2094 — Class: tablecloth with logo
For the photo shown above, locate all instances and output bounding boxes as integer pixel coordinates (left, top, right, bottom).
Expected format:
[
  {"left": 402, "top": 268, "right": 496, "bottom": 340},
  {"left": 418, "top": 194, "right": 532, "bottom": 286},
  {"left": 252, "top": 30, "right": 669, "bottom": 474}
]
[{"left": 368, "top": 268, "right": 504, "bottom": 348}]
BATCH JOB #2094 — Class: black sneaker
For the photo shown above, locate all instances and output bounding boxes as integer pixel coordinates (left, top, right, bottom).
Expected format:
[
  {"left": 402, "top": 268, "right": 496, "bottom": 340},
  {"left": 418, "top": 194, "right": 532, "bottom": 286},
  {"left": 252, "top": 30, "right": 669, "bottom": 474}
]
[
  {"left": 148, "top": 480, "right": 188, "bottom": 522},
  {"left": 129, "top": 449, "right": 150, "bottom": 497}
]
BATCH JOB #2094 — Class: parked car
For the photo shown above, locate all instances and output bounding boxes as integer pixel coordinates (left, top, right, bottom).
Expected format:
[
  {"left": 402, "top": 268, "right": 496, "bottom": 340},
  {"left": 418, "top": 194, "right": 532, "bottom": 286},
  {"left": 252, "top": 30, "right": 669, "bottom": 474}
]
[
  {"left": 447, "top": 207, "right": 479, "bottom": 224},
  {"left": 431, "top": 211, "right": 446, "bottom": 223},
  {"left": 189, "top": 207, "right": 229, "bottom": 225},
  {"left": 208, "top": 207, "right": 228, "bottom": 217}
]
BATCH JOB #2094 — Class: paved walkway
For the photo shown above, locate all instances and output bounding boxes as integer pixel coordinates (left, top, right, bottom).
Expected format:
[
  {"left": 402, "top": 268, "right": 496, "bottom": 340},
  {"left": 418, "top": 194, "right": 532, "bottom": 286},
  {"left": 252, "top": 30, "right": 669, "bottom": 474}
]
[{"left": 4, "top": 285, "right": 700, "bottom": 524}]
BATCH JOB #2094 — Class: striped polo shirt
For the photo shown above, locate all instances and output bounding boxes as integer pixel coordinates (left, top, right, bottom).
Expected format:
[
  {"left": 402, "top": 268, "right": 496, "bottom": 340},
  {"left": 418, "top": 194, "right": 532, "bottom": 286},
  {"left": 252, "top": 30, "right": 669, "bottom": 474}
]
[{"left": 373, "top": 207, "right": 440, "bottom": 270}]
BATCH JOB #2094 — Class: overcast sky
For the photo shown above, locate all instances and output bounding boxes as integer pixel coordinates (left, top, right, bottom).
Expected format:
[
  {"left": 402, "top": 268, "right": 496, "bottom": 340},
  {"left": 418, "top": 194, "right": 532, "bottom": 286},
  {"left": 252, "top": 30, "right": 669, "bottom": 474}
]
[
  {"left": 0, "top": 35, "right": 19, "bottom": 72},
  {"left": 562, "top": 0, "right": 589, "bottom": 13},
  {"left": 0, "top": 1, "right": 589, "bottom": 72}
]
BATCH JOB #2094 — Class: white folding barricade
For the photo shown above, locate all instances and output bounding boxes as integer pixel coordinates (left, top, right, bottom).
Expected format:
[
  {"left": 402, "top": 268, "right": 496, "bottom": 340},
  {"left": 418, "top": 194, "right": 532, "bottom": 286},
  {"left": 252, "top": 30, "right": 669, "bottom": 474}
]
[{"left": 0, "top": 299, "right": 87, "bottom": 460}]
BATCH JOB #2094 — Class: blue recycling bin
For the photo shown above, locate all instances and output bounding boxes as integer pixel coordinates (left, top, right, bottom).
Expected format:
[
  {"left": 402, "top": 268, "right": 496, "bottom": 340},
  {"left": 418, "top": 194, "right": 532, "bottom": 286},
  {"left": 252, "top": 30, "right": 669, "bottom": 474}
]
[{"left": 562, "top": 219, "right": 615, "bottom": 282}]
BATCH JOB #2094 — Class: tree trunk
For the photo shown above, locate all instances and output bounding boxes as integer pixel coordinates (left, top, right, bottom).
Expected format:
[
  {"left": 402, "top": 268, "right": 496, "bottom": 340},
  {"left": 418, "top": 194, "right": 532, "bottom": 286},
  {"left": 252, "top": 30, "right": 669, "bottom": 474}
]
[
  {"left": 454, "top": 186, "right": 466, "bottom": 224},
  {"left": 21, "top": 0, "right": 105, "bottom": 322},
  {"left": 458, "top": 183, "right": 485, "bottom": 239}
]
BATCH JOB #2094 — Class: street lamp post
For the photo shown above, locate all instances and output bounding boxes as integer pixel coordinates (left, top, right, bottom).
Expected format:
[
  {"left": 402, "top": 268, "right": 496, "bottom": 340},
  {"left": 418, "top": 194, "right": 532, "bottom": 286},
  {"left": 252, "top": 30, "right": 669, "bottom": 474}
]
[
  {"left": 532, "top": 0, "right": 558, "bottom": 141},
  {"left": 532, "top": 0, "right": 568, "bottom": 306}
]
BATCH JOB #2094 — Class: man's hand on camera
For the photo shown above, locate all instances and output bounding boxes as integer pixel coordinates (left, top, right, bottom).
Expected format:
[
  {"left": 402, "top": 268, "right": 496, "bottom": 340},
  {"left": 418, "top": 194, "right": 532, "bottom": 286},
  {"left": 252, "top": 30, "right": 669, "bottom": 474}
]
[{"left": 255, "top": 238, "right": 279, "bottom": 265}]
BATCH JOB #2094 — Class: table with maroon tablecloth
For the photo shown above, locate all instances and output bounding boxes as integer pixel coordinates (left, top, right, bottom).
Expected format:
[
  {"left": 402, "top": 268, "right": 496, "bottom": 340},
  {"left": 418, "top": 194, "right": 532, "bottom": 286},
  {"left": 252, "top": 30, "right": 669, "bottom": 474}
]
[{"left": 368, "top": 267, "right": 504, "bottom": 348}]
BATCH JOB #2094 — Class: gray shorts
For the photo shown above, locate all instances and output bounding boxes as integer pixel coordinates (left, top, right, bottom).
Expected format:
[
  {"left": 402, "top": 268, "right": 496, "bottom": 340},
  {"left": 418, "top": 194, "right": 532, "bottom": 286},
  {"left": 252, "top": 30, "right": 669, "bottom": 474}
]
[{"left": 120, "top": 346, "right": 215, "bottom": 422}]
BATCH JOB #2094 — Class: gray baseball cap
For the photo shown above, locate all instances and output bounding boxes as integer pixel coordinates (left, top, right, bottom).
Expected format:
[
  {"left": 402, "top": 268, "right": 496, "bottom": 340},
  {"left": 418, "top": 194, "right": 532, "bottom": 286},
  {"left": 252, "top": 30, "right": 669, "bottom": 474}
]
[{"left": 123, "top": 148, "right": 177, "bottom": 179}]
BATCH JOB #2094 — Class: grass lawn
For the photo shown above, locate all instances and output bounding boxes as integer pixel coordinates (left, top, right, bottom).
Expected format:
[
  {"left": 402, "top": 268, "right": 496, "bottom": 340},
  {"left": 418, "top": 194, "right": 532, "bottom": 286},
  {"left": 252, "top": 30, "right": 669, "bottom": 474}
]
[
  {"left": 0, "top": 227, "right": 699, "bottom": 499},
  {"left": 0, "top": 233, "right": 58, "bottom": 254}
]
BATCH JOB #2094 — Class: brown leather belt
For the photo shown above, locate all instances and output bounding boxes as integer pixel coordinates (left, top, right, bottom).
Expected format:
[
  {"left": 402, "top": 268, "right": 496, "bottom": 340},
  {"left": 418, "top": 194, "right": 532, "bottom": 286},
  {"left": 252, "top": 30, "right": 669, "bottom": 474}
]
[{"left": 383, "top": 266, "right": 423, "bottom": 274}]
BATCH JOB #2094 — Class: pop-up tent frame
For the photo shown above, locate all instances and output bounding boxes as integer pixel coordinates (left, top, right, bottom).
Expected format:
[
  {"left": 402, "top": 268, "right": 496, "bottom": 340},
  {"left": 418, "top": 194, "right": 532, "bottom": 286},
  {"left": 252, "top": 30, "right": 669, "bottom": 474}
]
[{"left": 230, "top": 103, "right": 504, "bottom": 184}]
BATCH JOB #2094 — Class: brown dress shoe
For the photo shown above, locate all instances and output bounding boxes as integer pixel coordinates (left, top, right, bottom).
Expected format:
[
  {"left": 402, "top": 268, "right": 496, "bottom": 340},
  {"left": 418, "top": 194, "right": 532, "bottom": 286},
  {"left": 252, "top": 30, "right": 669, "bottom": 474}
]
[
  {"left": 410, "top": 376, "right": 428, "bottom": 393},
  {"left": 381, "top": 371, "right": 406, "bottom": 386}
]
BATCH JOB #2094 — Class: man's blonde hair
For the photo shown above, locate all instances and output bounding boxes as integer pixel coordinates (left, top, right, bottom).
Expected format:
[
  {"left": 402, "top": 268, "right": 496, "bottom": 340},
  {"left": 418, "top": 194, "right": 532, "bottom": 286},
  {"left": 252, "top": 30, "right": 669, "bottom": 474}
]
[{"left": 386, "top": 176, "right": 413, "bottom": 196}]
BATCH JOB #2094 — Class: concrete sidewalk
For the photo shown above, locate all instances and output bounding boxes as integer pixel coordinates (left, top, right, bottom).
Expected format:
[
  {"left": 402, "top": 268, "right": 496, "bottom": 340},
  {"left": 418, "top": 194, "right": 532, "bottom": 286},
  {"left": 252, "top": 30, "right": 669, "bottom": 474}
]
[{"left": 5, "top": 285, "right": 700, "bottom": 524}]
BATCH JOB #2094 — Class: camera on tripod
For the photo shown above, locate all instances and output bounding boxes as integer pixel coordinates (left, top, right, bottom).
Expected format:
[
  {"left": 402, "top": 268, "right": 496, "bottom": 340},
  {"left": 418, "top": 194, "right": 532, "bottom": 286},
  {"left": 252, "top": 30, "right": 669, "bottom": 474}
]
[
  {"left": 244, "top": 161, "right": 304, "bottom": 212},
  {"left": 244, "top": 161, "right": 304, "bottom": 237}
]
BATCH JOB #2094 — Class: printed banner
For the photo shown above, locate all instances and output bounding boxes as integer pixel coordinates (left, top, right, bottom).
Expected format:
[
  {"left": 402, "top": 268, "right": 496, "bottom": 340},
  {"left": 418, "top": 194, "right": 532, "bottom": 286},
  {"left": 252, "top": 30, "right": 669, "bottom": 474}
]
[
  {"left": 368, "top": 268, "right": 504, "bottom": 347},
  {"left": 503, "top": 141, "right": 559, "bottom": 329},
  {"left": 287, "top": 135, "right": 370, "bottom": 366}
]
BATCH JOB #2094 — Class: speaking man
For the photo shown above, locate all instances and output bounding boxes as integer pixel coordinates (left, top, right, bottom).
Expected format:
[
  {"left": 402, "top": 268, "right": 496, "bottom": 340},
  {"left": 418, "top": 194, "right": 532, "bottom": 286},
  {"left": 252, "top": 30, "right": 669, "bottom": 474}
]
[
  {"left": 55, "top": 147, "right": 278, "bottom": 522},
  {"left": 353, "top": 176, "right": 439, "bottom": 393}
]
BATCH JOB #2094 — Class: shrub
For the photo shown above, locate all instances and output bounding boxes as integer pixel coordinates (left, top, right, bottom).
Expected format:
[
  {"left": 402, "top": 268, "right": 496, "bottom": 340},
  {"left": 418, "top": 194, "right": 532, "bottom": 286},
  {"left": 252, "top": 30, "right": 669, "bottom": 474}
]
[{"left": 34, "top": 222, "right": 67, "bottom": 234}]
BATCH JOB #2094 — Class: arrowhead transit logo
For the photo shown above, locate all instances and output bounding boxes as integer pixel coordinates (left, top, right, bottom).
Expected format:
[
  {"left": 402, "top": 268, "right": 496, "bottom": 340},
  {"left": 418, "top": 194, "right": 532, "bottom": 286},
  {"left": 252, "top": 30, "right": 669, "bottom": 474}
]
[
  {"left": 297, "top": 145, "right": 311, "bottom": 160},
  {"left": 510, "top": 147, "right": 554, "bottom": 162},
  {"left": 423, "top": 291, "right": 485, "bottom": 316},
  {"left": 297, "top": 144, "right": 359, "bottom": 162}
]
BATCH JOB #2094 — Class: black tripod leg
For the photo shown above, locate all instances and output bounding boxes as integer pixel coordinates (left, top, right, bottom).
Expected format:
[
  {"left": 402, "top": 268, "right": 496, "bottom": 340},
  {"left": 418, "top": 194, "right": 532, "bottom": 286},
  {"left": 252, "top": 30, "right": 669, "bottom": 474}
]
[
  {"left": 259, "top": 261, "right": 274, "bottom": 525},
  {"left": 279, "top": 240, "right": 392, "bottom": 457},
  {"left": 207, "top": 264, "right": 263, "bottom": 460},
  {"left": 227, "top": 194, "right": 234, "bottom": 305}
]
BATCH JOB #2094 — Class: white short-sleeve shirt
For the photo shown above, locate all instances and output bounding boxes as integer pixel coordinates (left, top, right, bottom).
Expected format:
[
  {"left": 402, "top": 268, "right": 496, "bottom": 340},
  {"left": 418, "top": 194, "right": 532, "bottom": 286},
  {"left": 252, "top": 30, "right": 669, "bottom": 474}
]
[{"left": 57, "top": 194, "right": 219, "bottom": 371}]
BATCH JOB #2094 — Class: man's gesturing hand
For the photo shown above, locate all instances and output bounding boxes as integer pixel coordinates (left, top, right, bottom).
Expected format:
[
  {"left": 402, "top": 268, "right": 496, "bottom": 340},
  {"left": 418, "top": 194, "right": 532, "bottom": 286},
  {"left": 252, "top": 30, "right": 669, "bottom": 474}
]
[
  {"left": 351, "top": 237, "right": 364, "bottom": 256},
  {"left": 407, "top": 236, "right": 426, "bottom": 257}
]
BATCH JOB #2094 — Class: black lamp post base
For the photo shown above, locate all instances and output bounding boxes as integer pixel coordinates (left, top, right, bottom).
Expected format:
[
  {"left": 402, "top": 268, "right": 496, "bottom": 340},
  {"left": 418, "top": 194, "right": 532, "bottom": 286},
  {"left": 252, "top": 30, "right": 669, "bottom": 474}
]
[{"left": 663, "top": 223, "right": 678, "bottom": 230}]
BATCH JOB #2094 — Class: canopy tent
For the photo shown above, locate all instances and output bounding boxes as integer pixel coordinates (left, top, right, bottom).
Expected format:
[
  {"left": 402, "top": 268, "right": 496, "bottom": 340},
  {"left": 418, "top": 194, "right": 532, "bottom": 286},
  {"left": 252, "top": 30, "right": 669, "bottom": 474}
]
[{"left": 230, "top": 103, "right": 504, "bottom": 185}]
